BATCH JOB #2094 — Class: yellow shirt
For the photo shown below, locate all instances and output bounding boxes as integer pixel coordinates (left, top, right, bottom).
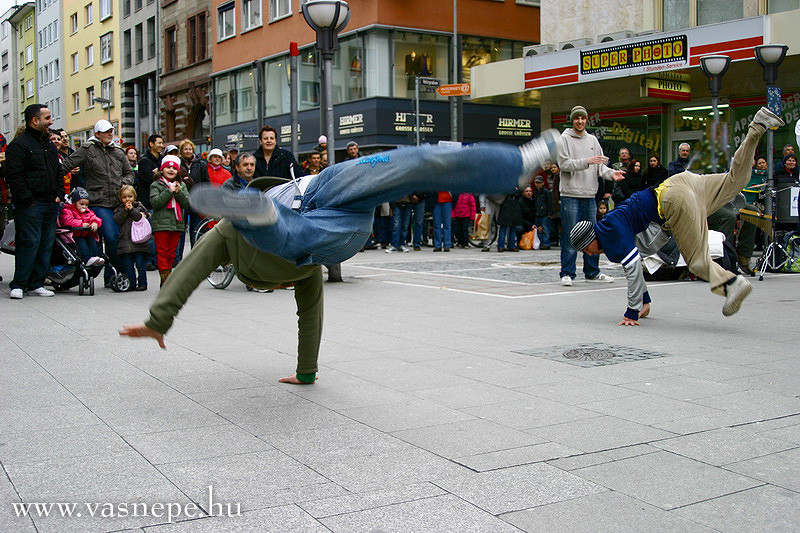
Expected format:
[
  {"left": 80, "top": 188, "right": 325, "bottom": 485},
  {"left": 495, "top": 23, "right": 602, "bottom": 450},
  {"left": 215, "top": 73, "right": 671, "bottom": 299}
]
[{"left": 654, "top": 179, "right": 671, "bottom": 220}]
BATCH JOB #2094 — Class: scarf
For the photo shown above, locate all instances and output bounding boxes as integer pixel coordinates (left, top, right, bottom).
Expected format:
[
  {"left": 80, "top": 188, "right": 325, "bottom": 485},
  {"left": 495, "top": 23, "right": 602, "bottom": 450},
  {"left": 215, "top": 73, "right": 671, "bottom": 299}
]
[{"left": 160, "top": 177, "right": 183, "bottom": 221}]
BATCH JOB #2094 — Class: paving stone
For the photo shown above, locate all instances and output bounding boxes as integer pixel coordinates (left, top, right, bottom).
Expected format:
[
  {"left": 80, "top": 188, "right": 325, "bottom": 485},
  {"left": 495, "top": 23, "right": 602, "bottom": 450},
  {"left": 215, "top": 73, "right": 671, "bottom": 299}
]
[
  {"left": 339, "top": 399, "right": 476, "bottom": 432},
  {"left": 323, "top": 357, "right": 475, "bottom": 391},
  {"left": 288, "top": 372, "right": 419, "bottom": 410},
  {"left": 319, "top": 494, "right": 521, "bottom": 533},
  {"left": 579, "top": 393, "right": 722, "bottom": 425},
  {"left": 724, "top": 371, "right": 800, "bottom": 397},
  {"left": 692, "top": 389, "right": 800, "bottom": 420},
  {"left": 726, "top": 447, "right": 800, "bottom": 491},
  {"left": 461, "top": 397, "right": 601, "bottom": 430},
  {"left": 299, "top": 483, "right": 446, "bottom": 519},
  {"left": 0, "top": 424, "right": 130, "bottom": 464},
  {"left": 501, "top": 489, "right": 716, "bottom": 533},
  {"left": 574, "top": 451, "right": 761, "bottom": 510},
  {"left": 391, "top": 418, "right": 542, "bottom": 458},
  {"left": 518, "top": 377, "right": 641, "bottom": 405},
  {"left": 409, "top": 381, "right": 533, "bottom": 409},
  {"left": 0, "top": 469, "right": 37, "bottom": 533},
  {"left": 454, "top": 442, "right": 583, "bottom": 471},
  {"left": 658, "top": 361, "right": 772, "bottom": 381},
  {"left": 651, "top": 411, "right": 766, "bottom": 435},
  {"left": 143, "top": 505, "right": 328, "bottom": 532},
  {"left": 437, "top": 462, "right": 605, "bottom": 514},
  {"left": 651, "top": 427, "right": 796, "bottom": 466},
  {"left": 672, "top": 485, "right": 800, "bottom": 533},
  {"left": 529, "top": 415, "right": 675, "bottom": 453},
  {"left": 619, "top": 374, "right": 746, "bottom": 400},
  {"left": 0, "top": 404, "right": 102, "bottom": 435}
]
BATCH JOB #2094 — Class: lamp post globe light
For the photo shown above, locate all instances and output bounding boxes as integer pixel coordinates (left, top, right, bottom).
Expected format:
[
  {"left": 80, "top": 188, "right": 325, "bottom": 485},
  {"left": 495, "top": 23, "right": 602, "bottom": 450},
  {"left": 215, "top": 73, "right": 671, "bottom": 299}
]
[
  {"left": 302, "top": 0, "right": 350, "bottom": 166},
  {"left": 699, "top": 54, "right": 731, "bottom": 173}
]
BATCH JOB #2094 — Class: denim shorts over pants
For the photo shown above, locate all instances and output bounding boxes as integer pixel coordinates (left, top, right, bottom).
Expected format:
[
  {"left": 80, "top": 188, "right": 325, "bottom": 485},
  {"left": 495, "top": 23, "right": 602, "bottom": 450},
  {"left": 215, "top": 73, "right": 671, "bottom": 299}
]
[{"left": 233, "top": 143, "right": 523, "bottom": 266}]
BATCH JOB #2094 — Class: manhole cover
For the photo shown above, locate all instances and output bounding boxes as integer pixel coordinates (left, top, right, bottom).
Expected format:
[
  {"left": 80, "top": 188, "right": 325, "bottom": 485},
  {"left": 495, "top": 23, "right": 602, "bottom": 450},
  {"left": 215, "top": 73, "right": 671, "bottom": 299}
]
[
  {"left": 563, "top": 348, "right": 615, "bottom": 361},
  {"left": 513, "top": 343, "right": 670, "bottom": 367}
]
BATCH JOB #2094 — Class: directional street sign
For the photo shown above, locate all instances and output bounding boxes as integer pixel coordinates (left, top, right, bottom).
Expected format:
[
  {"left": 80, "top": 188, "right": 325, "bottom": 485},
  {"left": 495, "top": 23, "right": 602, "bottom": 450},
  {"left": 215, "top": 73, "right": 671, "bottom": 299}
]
[{"left": 436, "top": 83, "right": 471, "bottom": 97}]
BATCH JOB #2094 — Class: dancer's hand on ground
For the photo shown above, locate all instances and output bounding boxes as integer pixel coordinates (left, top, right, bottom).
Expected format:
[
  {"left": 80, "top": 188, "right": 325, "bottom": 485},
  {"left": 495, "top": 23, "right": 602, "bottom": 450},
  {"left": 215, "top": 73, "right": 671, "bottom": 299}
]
[
  {"left": 118, "top": 323, "right": 166, "bottom": 349},
  {"left": 618, "top": 316, "right": 640, "bottom": 326},
  {"left": 639, "top": 302, "right": 651, "bottom": 319},
  {"left": 278, "top": 374, "right": 315, "bottom": 385}
]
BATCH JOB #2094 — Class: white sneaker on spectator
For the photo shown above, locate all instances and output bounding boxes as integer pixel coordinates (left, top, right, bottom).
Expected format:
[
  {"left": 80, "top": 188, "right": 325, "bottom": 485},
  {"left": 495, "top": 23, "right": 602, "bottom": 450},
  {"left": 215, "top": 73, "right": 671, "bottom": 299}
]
[
  {"left": 30, "top": 287, "right": 55, "bottom": 297},
  {"left": 400, "top": 246, "right": 410, "bottom": 253},
  {"left": 561, "top": 276, "right": 573, "bottom": 286},
  {"left": 10, "top": 288, "right": 23, "bottom": 299},
  {"left": 587, "top": 273, "right": 614, "bottom": 283},
  {"left": 384, "top": 246, "right": 397, "bottom": 253},
  {"left": 86, "top": 256, "right": 105, "bottom": 267}
]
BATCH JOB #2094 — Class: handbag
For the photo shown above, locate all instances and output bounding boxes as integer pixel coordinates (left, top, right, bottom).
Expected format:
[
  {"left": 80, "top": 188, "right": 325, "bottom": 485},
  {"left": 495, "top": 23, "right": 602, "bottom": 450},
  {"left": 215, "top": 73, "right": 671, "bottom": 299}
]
[
  {"left": 130, "top": 216, "right": 153, "bottom": 244},
  {"left": 473, "top": 213, "right": 490, "bottom": 241}
]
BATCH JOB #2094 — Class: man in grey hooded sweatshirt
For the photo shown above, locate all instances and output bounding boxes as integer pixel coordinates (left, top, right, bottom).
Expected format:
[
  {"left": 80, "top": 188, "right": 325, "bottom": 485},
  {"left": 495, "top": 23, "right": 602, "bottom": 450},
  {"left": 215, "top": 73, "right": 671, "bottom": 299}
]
[{"left": 557, "top": 105, "right": 624, "bottom": 286}]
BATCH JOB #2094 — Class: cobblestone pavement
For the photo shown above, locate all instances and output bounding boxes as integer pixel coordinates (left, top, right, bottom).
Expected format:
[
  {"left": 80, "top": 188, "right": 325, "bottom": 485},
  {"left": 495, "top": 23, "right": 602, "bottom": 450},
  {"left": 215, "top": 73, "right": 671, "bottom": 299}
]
[{"left": 1, "top": 245, "right": 798, "bottom": 532}]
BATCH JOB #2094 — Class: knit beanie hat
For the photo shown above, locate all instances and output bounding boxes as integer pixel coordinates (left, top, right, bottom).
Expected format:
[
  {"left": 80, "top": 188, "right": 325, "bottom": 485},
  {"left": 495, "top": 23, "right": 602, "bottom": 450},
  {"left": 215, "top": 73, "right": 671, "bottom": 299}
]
[
  {"left": 569, "top": 220, "right": 596, "bottom": 251},
  {"left": 160, "top": 154, "right": 181, "bottom": 171},
  {"left": 569, "top": 105, "right": 588, "bottom": 122},
  {"left": 69, "top": 187, "right": 89, "bottom": 203}
]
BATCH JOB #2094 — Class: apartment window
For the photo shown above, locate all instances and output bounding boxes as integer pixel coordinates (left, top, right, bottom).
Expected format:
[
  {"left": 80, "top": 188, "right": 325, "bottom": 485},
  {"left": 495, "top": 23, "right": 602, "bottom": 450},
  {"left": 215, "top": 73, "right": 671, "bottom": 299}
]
[
  {"left": 135, "top": 24, "right": 143, "bottom": 63},
  {"left": 53, "top": 20, "right": 59, "bottom": 41},
  {"left": 19, "top": 52, "right": 24, "bottom": 69},
  {"left": 269, "top": 0, "right": 291, "bottom": 21},
  {"left": 218, "top": 2, "right": 235, "bottom": 41},
  {"left": 85, "top": 3, "right": 93, "bottom": 25},
  {"left": 100, "top": 32, "right": 113, "bottom": 63},
  {"left": 100, "top": 77, "right": 113, "bottom": 105},
  {"left": 27, "top": 79, "right": 34, "bottom": 98},
  {"left": 72, "top": 91, "right": 80, "bottom": 112},
  {"left": 1, "top": 52, "right": 7, "bottom": 71},
  {"left": 146, "top": 17, "right": 156, "bottom": 59},
  {"left": 3, "top": 114, "right": 9, "bottom": 132},
  {"left": 2, "top": 83, "right": 8, "bottom": 102},
  {"left": 54, "top": 97, "right": 61, "bottom": 119},
  {"left": 54, "top": 59, "right": 59, "bottom": 80},
  {"left": 165, "top": 26, "right": 177, "bottom": 71},
  {"left": 769, "top": 0, "right": 800, "bottom": 13},
  {"left": 99, "top": 0, "right": 112, "bottom": 21},
  {"left": 70, "top": 13, "right": 78, "bottom": 33},
  {"left": 135, "top": 0, "right": 143, "bottom": 10},
  {"left": 87, "top": 86, "right": 95, "bottom": 108},
  {"left": 242, "top": 0, "right": 261, "bottom": 30},
  {"left": 71, "top": 52, "right": 79, "bottom": 73},
  {"left": 123, "top": 30, "right": 131, "bottom": 67},
  {"left": 26, "top": 45, "right": 33, "bottom": 64},
  {"left": 86, "top": 44, "right": 94, "bottom": 66},
  {"left": 123, "top": 0, "right": 130, "bottom": 17},
  {"left": 1, "top": 21, "right": 7, "bottom": 40},
  {"left": 697, "top": 0, "right": 743, "bottom": 25},
  {"left": 188, "top": 13, "right": 207, "bottom": 63}
]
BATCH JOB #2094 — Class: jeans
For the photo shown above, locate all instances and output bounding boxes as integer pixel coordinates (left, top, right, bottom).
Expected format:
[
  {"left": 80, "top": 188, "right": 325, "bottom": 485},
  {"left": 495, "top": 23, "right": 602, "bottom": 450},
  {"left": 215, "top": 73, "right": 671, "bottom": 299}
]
[
  {"left": 93, "top": 206, "right": 121, "bottom": 284},
  {"left": 234, "top": 143, "right": 523, "bottom": 266},
  {"left": 391, "top": 204, "right": 411, "bottom": 248},
  {"left": 560, "top": 196, "right": 600, "bottom": 279},
  {"left": 411, "top": 199, "right": 426, "bottom": 247},
  {"left": 374, "top": 215, "right": 391, "bottom": 246},
  {"left": 73, "top": 236, "right": 99, "bottom": 262},
  {"left": 498, "top": 225, "right": 517, "bottom": 250},
  {"left": 145, "top": 210, "right": 157, "bottom": 268},
  {"left": 10, "top": 200, "right": 58, "bottom": 291},
  {"left": 120, "top": 252, "right": 148, "bottom": 288},
  {"left": 432, "top": 202, "right": 453, "bottom": 249},
  {"left": 188, "top": 212, "right": 204, "bottom": 248},
  {"left": 534, "top": 216, "right": 551, "bottom": 247}
]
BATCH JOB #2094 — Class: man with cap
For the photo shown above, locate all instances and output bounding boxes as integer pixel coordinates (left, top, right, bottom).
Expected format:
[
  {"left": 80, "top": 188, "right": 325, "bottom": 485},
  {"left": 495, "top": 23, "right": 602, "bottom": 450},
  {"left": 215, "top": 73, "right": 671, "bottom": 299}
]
[
  {"left": 6, "top": 104, "right": 64, "bottom": 299},
  {"left": 164, "top": 144, "right": 179, "bottom": 156},
  {"left": 557, "top": 105, "right": 625, "bottom": 287},
  {"left": 62, "top": 119, "right": 134, "bottom": 287},
  {"left": 569, "top": 107, "right": 782, "bottom": 325}
]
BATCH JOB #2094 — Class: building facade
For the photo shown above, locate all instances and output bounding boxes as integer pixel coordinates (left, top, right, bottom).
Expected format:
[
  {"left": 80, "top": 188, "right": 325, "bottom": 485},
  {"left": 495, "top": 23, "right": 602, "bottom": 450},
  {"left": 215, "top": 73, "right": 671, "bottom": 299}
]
[
  {"left": 9, "top": 3, "right": 38, "bottom": 131},
  {"left": 472, "top": 0, "right": 800, "bottom": 175},
  {"left": 209, "top": 0, "right": 541, "bottom": 157},
  {"left": 63, "top": 0, "right": 122, "bottom": 146},
  {"left": 158, "top": 0, "right": 211, "bottom": 151},
  {"left": 36, "top": 0, "right": 65, "bottom": 128},
  {"left": 0, "top": 8, "right": 23, "bottom": 139},
  {"left": 119, "top": 0, "right": 159, "bottom": 151}
]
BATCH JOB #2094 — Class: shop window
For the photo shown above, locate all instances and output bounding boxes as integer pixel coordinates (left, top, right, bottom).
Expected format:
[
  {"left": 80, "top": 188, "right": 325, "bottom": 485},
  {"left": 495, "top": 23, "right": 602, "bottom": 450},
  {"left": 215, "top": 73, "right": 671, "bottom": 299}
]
[
  {"left": 214, "top": 69, "right": 256, "bottom": 126},
  {"left": 393, "top": 32, "right": 450, "bottom": 101}
]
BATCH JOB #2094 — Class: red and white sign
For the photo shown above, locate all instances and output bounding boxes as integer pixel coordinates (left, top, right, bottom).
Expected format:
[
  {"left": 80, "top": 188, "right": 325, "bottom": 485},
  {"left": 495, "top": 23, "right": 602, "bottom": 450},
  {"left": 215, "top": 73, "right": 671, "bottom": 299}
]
[
  {"left": 436, "top": 83, "right": 471, "bottom": 97},
  {"left": 524, "top": 17, "right": 764, "bottom": 91}
]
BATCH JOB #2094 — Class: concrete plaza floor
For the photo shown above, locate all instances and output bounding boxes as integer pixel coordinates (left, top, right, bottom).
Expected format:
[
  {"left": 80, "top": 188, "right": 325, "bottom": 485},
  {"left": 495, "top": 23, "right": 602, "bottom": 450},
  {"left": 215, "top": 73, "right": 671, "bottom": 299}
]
[{"left": 1, "top": 245, "right": 798, "bottom": 532}]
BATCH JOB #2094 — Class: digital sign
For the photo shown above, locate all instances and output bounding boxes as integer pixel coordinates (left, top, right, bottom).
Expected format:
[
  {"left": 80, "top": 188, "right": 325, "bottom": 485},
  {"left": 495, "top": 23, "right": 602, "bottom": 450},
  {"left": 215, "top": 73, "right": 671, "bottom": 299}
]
[{"left": 580, "top": 35, "right": 687, "bottom": 75}]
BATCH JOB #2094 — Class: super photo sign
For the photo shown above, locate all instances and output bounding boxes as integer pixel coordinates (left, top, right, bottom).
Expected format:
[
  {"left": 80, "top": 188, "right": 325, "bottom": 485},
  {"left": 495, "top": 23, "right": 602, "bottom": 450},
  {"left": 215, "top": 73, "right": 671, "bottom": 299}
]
[{"left": 580, "top": 35, "right": 687, "bottom": 75}]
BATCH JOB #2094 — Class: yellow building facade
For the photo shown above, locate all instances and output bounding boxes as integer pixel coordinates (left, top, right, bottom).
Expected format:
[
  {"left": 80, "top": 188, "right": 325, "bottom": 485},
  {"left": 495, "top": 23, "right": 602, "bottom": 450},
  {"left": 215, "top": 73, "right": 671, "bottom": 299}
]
[
  {"left": 63, "top": 0, "right": 122, "bottom": 146},
  {"left": 10, "top": 4, "right": 37, "bottom": 120}
]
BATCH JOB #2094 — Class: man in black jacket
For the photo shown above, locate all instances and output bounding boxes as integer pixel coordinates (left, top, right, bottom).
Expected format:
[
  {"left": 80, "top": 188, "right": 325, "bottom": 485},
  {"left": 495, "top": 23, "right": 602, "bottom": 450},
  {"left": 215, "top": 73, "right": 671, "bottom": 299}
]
[
  {"left": 6, "top": 104, "right": 65, "bottom": 299},
  {"left": 253, "top": 126, "right": 301, "bottom": 179}
]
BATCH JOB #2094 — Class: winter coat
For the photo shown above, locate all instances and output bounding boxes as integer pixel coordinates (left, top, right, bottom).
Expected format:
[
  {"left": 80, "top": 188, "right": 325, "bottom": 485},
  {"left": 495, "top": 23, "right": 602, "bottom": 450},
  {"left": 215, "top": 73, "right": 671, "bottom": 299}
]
[
  {"left": 452, "top": 193, "right": 476, "bottom": 219},
  {"left": 61, "top": 137, "right": 134, "bottom": 209},
  {"left": 5, "top": 127, "right": 65, "bottom": 206},
  {"left": 253, "top": 147, "right": 301, "bottom": 180},
  {"left": 668, "top": 156, "right": 689, "bottom": 177},
  {"left": 642, "top": 165, "right": 668, "bottom": 188},
  {"left": 436, "top": 191, "right": 452, "bottom": 203},
  {"left": 557, "top": 128, "right": 616, "bottom": 199},
  {"left": 207, "top": 164, "right": 232, "bottom": 187},
  {"left": 613, "top": 167, "right": 646, "bottom": 204},
  {"left": 136, "top": 151, "right": 161, "bottom": 209},
  {"left": 114, "top": 201, "right": 151, "bottom": 254},
  {"left": 149, "top": 178, "right": 190, "bottom": 232},
  {"left": 532, "top": 187, "right": 551, "bottom": 218},
  {"left": 58, "top": 203, "right": 102, "bottom": 243},
  {"left": 497, "top": 194, "right": 523, "bottom": 227},
  {"left": 775, "top": 155, "right": 798, "bottom": 185}
]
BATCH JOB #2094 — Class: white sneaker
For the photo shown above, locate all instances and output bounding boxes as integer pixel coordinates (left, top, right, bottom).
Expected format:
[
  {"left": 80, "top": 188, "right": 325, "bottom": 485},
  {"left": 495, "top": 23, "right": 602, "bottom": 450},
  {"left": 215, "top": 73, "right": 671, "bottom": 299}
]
[
  {"left": 722, "top": 275, "right": 752, "bottom": 316},
  {"left": 29, "top": 287, "right": 55, "bottom": 297},
  {"left": 561, "top": 276, "right": 573, "bottom": 286},
  {"left": 86, "top": 256, "right": 105, "bottom": 267},
  {"left": 384, "top": 245, "right": 397, "bottom": 253},
  {"left": 587, "top": 273, "right": 614, "bottom": 283},
  {"left": 518, "top": 129, "right": 561, "bottom": 187},
  {"left": 752, "top": 107, "right": 784, "bottom": 130},
  {"left": 400, "top": 246, "right": 410, "bottom": 253},
  {"left": 9, "top": 288, "right": 23, "bottom": 299}
]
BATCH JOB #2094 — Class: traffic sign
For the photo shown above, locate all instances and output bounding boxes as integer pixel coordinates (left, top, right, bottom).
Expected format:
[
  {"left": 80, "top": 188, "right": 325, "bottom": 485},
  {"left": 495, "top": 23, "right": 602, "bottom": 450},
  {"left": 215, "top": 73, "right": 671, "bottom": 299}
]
[
  {"left": 436, "top": 83, "right": 471, "bottom": 97},
  {"left": 418, "top": 77, "right": 440, "bottom": 88}
]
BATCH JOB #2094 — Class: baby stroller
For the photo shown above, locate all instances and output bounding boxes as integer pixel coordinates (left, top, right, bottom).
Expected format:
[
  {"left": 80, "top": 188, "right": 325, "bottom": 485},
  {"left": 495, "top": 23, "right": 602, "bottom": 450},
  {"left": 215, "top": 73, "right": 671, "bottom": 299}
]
[{"left": 50, "top": 225, "right": 131, "bottom": 294}]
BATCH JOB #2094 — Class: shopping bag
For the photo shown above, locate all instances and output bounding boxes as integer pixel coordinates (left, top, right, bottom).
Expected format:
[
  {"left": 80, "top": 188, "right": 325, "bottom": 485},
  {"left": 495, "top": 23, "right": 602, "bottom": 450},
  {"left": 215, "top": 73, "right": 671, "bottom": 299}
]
[
  {"left": 0, "top": 219, "right": 15, "bottom": 252},
  {"left": 519, "top": 228, "right": 537, "bottom": 250},
  {"left": 473, "top": 213, "right": 490, "bottom": 241},
  {"left": 130, "top": 216, "right": 153, "bottom": 244}
]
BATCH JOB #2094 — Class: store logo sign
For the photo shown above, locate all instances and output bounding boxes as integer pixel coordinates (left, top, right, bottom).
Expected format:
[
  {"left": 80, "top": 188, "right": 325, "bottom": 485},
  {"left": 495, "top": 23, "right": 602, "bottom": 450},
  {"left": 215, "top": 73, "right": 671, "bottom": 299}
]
[
  {"left": 497, "top": 117, "right": 533, "bottom": 137},
  {"left": 581, "top": 35, "right": 687, "bottom": 75}
]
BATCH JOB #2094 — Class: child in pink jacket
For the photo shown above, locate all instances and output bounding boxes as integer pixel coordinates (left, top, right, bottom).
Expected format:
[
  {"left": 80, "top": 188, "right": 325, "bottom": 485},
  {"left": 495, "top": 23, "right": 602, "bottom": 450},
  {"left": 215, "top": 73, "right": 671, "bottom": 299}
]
[
  {"left": 58, "top": 187, "right": 105, "bottom": 266},
  {"left": 451, "top": 192, "right": 476, "bottom": 248}
]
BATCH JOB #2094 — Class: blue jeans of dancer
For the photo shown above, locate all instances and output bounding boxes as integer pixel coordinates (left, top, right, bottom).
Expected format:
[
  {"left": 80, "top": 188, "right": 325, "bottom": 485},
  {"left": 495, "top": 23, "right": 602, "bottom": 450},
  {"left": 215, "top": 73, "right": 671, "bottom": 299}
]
[
  {"left": 534, "top": 216, "right": 551, "bottom": 247},
  {"left": 498, "top": 225, "right": 517, "bottom": 251},
  {"left": 411, "top": 199, "right": 426, "bottom": 247},
  {"left": 73, "top": 236, "right": 99, "bottom": 262},
  {"left": 93, "top": 206, "right": 121, "bottom": 284},
  {"left": 120, "top": 251, "right": 148, "bottom": 288},
  {"left": 391, "top": 204, "right": 411, "bottom": 248},
  {"left": 233, "top": 144, "right": 523, "bottom": 266},
  {"left": 10, "top": 200, "right": 58, "bottom": 291},
  {"left": 559, "top": 196, "right": 600, "bottom": 279},
  {"left": 432, "top": 201, "right": 453, "bottom": 249}
]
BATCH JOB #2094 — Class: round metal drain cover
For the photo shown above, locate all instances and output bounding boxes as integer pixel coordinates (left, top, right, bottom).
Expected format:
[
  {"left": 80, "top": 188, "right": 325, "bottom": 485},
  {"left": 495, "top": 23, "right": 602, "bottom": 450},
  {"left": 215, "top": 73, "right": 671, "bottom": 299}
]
[{"left": 563, "top": 348, "right": 615, "bottom": 361}]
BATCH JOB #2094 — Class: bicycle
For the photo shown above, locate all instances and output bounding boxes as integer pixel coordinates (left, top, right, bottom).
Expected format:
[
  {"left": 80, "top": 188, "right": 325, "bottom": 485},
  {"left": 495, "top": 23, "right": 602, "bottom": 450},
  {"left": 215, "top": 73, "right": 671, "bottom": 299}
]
[{"left": 193, "top": 217, "right": 236, "bottom": 289}]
